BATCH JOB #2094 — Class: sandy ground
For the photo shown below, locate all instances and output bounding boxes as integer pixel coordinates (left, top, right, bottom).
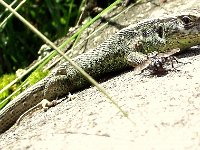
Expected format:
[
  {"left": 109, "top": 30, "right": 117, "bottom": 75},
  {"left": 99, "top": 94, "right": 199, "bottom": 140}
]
[
  {"left": 1, "top": 0, "right": 200, "bottom": 149},
  {"left": 1, "top": 47, "right": 200, "bottom": 150}
]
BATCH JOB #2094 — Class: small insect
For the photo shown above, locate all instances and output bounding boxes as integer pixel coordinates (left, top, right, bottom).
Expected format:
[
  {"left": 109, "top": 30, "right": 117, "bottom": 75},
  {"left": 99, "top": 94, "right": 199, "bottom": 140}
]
[{"left": 134, "top": 48, "right": 180, "bottom": 75}]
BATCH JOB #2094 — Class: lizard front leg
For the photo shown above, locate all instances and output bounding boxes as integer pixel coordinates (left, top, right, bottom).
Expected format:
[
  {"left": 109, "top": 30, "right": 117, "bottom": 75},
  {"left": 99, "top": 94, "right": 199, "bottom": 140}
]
[
  {"left": 126, "top": 51, "right": 149, "bottom": 74},
  {"left": 127, "top": 51, "right": 147, "bottom": 67},
  {"left": 126, "top": 48, "right": 181, "bottom": 74}
]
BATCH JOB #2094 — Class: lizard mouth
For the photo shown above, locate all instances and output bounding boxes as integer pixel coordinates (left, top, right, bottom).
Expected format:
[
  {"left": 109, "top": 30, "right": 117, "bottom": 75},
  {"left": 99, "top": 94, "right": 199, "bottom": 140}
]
[
  {"left": 165, "top": 33, "right": 200, "bottom": 51},
  {"left": 177, "top": 34, "right": 200, "bottom": 48}
]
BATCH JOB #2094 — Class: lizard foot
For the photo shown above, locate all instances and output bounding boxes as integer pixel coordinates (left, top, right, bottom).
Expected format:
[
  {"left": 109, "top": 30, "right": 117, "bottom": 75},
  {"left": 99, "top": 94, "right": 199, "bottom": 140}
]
[
  {"left": 16, "top": 99, "right": 53, "bottom": 125},
  {"left": 42, "top": 93, "right": 73, "bottom": 111},
  {"left": 42, "top": 99, "right": 58, "bottom": 112},
  {"left": 16, "top": 93, "right": 74, "bottom": 125}
]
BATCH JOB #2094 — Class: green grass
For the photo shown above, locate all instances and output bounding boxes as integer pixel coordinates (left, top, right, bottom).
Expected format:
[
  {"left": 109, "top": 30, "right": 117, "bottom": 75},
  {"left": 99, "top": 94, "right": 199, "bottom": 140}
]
[
  {"left": 0, "top": 0, "right": 132, "bottom": 119},
  {"left": 0, "top": 0, "right": 122, "bottom": 107},
  {"left": 0, "top": 0, "right": 82, "bottom": 75},
  {"left": 27, "top": 70, "right": 49, "bottom": 85},
  {"left": 0, "top": 73, "right": 18, "bottom": 101},
  {"left": 0, "top": 69, "right": 49, "bottom": 109},
  {"left": 0, "top": 0, "right": 118, "bottom": 76}
]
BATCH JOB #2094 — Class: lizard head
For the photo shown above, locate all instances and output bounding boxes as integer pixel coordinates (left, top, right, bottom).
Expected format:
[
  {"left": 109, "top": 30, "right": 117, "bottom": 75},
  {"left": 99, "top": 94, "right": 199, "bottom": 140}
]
[
  {"left": 136, "top": 10, "right": 200, "bottom": 54},
  {"left": 163, "top": 10, "right": 200, "bottom": 51}
]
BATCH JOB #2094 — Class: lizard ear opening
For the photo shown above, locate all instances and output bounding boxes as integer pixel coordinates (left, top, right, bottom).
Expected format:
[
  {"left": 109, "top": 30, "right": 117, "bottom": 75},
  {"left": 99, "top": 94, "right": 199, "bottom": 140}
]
[{"left": 156, "top": 26, "right": 164, "bottom": 38}]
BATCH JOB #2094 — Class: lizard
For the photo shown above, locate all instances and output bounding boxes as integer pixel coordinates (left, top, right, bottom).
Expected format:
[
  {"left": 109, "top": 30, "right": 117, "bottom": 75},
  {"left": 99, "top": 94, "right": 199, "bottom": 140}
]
[
  {"left": 1, "top": 10, "right": 200, "bottom": 134},
  {"left": 15, "top": 49, "right": 179, "bottom": 125}
]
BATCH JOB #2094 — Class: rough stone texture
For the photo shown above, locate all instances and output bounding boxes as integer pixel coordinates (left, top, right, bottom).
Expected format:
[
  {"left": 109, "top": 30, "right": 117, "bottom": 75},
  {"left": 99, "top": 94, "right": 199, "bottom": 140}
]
[{"left": 1, "top": 0, "right": 200, "bottom": 149}]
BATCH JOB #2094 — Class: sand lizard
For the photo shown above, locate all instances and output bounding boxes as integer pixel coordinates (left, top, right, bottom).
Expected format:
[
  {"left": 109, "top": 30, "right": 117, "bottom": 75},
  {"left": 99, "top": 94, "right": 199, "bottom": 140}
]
[{"left": 1, "top": 10, "right": 200, "bottom": 133}]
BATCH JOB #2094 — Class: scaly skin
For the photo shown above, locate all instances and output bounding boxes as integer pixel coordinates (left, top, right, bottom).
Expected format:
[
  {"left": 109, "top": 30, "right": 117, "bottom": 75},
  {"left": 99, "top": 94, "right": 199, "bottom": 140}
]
[{"left": 1, "top": 11, "right": 200, "bottom": 133}]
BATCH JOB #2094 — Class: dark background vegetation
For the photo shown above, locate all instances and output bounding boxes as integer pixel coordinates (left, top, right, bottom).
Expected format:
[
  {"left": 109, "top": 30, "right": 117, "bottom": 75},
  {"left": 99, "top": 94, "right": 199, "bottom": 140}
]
[{"left": 0, "top": 0, "right": 115, "bottom": 76}]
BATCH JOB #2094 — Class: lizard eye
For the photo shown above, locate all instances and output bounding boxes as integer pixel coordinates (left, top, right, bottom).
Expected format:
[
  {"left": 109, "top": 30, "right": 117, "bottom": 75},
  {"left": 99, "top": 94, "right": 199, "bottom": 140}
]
[{"left": 181, "top": 16, "right": 192, "bottom": 25}]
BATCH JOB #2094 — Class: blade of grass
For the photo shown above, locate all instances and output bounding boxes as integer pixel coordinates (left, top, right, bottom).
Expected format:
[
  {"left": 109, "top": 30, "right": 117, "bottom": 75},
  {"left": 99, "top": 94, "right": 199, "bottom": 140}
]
[
  {"left": 0, "top": 0, "right": 122, "bottom": 97},
  {"left": 37, "top": 0, "right": 123, "bottom": 70},
  {"left": 0, "top": 49, "right": 54, "bottom": 96},
  {"left": 0, "top": 0, "right": 26, "bottom": 31},
  {"left": 45, "top": 1, "right": 141, "bottom": 71},
  {"left": 0, "top": 0, "right": 130, "bottom": 120},
  {"left": 0, "top": 82, "right": 28, "bottom": 109}
]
